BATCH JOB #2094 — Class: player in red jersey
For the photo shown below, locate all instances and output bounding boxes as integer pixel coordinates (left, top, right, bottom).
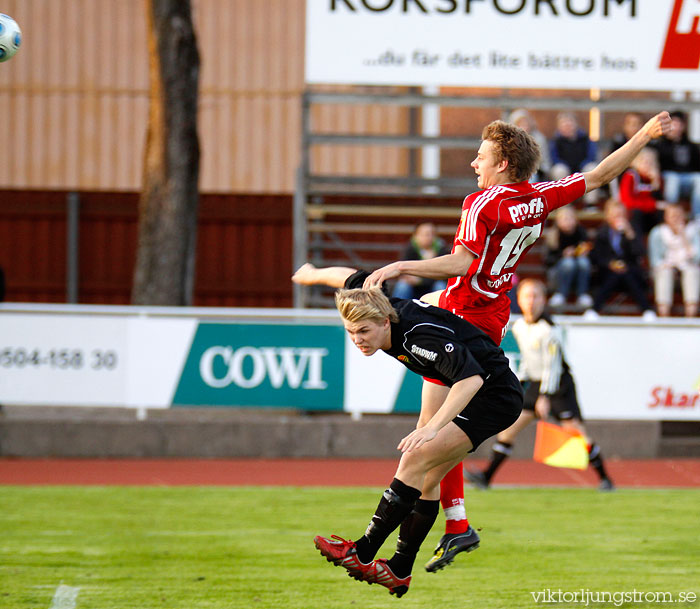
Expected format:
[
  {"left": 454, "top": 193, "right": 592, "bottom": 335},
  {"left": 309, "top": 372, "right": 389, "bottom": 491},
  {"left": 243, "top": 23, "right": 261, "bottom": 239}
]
[{"left": 364, "top": 111, "right": 672, "bottom": 572}]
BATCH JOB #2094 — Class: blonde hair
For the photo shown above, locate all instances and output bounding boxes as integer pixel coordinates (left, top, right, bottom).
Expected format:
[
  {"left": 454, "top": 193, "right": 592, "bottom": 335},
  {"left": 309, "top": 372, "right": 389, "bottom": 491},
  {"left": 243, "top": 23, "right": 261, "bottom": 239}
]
[{"left": 335, "top": 287, "right": 399, "bottom": 324}]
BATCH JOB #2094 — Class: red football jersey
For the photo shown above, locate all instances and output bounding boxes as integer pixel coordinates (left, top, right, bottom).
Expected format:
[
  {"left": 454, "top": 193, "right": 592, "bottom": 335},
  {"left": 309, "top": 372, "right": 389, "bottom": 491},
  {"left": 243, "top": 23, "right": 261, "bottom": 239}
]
[{"left": 443, "top": 174, "right": 586, "bottom": 318}]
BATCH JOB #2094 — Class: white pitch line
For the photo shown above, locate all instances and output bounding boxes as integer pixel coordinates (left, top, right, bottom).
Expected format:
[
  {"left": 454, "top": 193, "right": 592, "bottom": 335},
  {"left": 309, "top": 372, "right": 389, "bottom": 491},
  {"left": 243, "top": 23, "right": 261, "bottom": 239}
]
[{"left": 48, "top": 585, "right": 80, "bottom": 609}]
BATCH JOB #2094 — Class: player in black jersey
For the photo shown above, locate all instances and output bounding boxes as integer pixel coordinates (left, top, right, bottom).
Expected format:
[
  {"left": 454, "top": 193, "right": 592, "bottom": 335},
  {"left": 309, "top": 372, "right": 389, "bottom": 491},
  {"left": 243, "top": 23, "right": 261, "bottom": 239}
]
[{"left": 293, "top": 264, "right": 522, "bottom": 597}]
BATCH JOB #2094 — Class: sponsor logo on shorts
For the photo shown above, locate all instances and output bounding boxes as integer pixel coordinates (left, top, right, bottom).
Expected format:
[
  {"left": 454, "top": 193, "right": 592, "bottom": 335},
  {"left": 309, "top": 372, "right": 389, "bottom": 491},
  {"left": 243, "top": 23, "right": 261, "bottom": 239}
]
[
  {"left": 659, "top": 0, "right": 700, "bottom": 70},
  {"left": 398, "top": 354, "right": 410, "bottom": 363},
  {"left": 411, "top": 344, "right": 438, "bottom": 361},
  {"left": 445, "top": 343, "right": 454, "bottom": 353}
]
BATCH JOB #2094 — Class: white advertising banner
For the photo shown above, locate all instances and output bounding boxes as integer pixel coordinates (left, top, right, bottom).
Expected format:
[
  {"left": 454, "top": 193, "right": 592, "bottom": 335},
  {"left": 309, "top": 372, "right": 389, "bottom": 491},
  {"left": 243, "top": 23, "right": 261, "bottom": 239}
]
[
  {"left": 0, "top": 312, "right": 196, "bottom": 408},
  {"left": 565, "top": 323, "right": 700, "bottom": 420},
  {"left": 0, "top": 314, "right": 130, "bottom": 406},
  {"left": 306, "top": 0, "right": 700, "bottom": 90}
]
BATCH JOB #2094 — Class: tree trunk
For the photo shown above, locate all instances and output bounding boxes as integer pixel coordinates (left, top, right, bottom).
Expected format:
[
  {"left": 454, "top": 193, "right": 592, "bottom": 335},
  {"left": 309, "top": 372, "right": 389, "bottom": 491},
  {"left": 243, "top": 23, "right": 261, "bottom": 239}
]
[{"left": 132, "top": 0, "right": 200, "bottom": 305}]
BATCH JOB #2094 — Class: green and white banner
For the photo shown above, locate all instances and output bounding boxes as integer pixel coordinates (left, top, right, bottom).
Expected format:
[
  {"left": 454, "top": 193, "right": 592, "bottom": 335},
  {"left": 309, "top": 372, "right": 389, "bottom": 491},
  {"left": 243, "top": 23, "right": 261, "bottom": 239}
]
[{"left": 172, "top": 322, "right": 345, "bottom": 410}]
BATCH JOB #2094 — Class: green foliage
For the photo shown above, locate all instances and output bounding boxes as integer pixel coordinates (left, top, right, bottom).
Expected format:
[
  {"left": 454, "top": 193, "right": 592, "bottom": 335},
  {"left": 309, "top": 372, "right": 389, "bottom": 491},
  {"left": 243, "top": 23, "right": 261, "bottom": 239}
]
[{"left": 0, "top": 486, "right": 698, "bottom": 608}]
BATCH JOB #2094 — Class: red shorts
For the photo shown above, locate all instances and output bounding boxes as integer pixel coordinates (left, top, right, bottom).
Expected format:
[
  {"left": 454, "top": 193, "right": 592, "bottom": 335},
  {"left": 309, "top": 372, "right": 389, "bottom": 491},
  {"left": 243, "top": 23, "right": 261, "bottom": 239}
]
[
  {"left": 424, "top": 293, "right": 511, "bottom": 386},
  {"left": 438, "top": 291, "right": 510, "bottom": 344}
]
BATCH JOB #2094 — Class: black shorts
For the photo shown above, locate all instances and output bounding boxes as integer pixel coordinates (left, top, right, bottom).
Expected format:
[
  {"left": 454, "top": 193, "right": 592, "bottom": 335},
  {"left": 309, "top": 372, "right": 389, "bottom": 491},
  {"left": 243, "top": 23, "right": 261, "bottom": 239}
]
[
  {"left": 451, "top": 368, "right": 523, "bottom": 452},
  {"left": 522, "top": 371, "right": 582, "bottom": 421}
]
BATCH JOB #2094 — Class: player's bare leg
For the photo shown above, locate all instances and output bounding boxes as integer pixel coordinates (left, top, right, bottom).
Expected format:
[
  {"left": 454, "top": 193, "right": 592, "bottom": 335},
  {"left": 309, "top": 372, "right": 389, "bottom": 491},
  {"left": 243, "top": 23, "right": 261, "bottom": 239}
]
[{"left": 395, "top": 422, "right": 471, "bottom": 491}]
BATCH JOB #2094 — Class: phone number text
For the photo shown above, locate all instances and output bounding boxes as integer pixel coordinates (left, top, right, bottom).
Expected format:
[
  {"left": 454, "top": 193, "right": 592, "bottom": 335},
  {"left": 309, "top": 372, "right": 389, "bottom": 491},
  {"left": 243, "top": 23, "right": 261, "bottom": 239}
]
[{"left": 0, "top": 348, "right": 118, "bottom": 370}]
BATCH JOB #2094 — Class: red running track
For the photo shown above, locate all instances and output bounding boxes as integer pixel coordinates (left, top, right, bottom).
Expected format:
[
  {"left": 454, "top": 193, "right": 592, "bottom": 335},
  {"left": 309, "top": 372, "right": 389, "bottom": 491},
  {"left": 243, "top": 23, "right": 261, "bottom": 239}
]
[{"left": 1, "top": 458, "right": 699, "bottom": 487}]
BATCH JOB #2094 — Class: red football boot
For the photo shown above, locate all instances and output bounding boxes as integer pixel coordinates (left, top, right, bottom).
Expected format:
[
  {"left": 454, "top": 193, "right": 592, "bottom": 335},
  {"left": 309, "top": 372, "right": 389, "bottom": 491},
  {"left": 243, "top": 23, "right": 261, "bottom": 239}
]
[
  {"left": 313, "top": 535, "right": 373, "bottom": 579},
  {"left": 363, "top": 559, "right": 411, "bottom": 597}
]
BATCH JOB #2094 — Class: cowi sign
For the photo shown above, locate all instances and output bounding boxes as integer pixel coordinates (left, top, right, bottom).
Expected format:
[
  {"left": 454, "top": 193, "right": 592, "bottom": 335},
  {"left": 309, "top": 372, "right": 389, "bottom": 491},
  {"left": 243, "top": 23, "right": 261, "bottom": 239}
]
[
  {"left": 173, "top": 323, "right": 345, "bottom": 409},
  {"left": 305, "top": 0, "right": 700, "bottom": 90}
]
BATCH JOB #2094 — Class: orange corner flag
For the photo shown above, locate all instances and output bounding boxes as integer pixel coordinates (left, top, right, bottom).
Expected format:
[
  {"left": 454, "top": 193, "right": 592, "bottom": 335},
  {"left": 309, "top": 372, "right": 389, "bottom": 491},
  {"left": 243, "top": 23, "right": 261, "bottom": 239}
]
[{"left": 533, "top": 421, "right": 589, "bottom": 470}]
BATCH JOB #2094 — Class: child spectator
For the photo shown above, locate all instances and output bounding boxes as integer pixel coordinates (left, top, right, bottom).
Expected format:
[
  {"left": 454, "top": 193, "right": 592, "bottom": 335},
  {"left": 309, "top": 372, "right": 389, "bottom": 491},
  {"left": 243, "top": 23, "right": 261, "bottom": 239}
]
[
  {"left": 392, "top": 222, "right": 450, "bottom": 301},
  {"left": 618, "top": 147, "right": 664, "bottom": 236},
  {"left": 589, "top": 199, "right": 655, "bottom": 318},
  {"left": 545, "top": 207, "right": 593, "bottom": 309},
  {"left": 648, "top": 203, "right": 700, "bottom": 317}
]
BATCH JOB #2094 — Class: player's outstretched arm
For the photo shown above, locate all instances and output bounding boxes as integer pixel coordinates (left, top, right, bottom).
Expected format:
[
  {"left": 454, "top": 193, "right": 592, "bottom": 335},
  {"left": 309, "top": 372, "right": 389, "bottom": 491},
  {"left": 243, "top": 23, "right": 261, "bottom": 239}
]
[
  {"left": 363, "top": 245, "right": 475, "bottom": 289},
  {"left": 291, "top": 263, "right": 357, "bottom": 288},
  {"left": 583, "top": 111, "right": 671, "bottom": 193}
]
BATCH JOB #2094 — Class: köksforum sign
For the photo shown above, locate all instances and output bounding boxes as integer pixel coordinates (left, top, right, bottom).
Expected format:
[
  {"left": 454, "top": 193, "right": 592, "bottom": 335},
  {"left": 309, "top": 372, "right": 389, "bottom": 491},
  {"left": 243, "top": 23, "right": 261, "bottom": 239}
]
[
  {"left": 0, "top": 305, "right": 699, "bottom": 420},
  {"left": 305, "top": 0, "right": 700, "bottom": 89}
]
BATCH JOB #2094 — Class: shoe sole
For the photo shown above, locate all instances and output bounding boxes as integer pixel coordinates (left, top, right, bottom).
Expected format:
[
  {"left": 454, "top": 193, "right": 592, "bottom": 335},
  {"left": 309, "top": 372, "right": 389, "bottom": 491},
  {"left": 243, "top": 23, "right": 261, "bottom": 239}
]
[
  {"left": 425, "top": 540, "right": 480, "bottom": 573},
  {"left": 349, "top": 574, "right": 409, "bottom": 597},
  {"left": 390, "top": 585, "right": 409, "bottom": 598},
  {"left": 346, "top": 567, "right": 410, "bottom": 597},
  {"left": 315, "top": 537, "right": 410, "bottom": 596}
]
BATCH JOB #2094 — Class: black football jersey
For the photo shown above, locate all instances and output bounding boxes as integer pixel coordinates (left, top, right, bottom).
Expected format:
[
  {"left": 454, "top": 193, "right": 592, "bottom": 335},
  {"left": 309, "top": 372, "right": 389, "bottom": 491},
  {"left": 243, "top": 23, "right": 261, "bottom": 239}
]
[{"left": 344, "top": 271, "right": 512, "bottom": 387}]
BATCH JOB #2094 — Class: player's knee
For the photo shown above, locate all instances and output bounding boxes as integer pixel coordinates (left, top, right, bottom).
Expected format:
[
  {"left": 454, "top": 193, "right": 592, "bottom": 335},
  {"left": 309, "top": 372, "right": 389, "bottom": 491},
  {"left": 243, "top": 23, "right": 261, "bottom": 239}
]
[{"left": 422, "top": 469, "right": 443, "bottom": 493}]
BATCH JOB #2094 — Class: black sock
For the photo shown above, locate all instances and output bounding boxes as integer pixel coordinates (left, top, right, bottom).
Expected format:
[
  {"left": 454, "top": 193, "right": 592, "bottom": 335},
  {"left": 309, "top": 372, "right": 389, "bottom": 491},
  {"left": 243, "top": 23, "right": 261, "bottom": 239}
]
[
  {"left": 354, "top": 478, "right": 421, "bottom": 564},
  {"left": 588, "top": 443, "right": 610, "bottom": 481},
  {"left": 483, "top": 441, "right": 513, "bottom": 482},
  {"left": 386, "top": 499, "right": 440, "bottom": 578}
]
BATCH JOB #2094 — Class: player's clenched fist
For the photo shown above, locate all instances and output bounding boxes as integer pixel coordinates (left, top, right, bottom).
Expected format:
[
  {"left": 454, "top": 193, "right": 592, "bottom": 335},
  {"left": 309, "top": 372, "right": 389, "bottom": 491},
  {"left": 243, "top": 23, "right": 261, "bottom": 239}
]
[{"left": 645, "top": 111, "right": 672, "bottom": 139}]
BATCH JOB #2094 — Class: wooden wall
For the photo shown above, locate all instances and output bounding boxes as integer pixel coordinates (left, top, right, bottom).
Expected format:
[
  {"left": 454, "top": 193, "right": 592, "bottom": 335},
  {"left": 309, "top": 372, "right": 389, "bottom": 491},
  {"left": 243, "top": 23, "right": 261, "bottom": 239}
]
[
  {"left": 0, "top": 0, "right": 410, "bottom": 193},
  {"left": 0, "top": 190, "right": 294, "bottom": 306}
]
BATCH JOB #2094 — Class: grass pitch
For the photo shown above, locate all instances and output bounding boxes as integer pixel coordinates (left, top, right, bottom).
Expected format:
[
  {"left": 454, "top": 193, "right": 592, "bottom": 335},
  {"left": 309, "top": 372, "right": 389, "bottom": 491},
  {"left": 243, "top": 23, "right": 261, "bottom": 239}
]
[{"left": 1, "top": 485, "right": 698, "bottom": 609}]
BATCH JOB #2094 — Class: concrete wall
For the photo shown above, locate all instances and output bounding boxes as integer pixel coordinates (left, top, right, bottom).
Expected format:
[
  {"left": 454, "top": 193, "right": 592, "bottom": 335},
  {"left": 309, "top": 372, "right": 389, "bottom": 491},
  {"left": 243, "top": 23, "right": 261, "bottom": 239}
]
[{"left": 0, "top": 406, "right": 680, "bottom": 459}]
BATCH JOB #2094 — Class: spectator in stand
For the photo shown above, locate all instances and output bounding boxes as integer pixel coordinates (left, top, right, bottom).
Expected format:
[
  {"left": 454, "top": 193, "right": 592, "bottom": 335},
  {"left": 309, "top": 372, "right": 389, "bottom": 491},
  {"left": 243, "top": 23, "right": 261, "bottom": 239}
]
[
  {"left": 508, "top": 108, "right": 552, "bottom": 180},
  {"left": 544, "top": 207, "right": 593, "bottom": 310},
  {"left": 549, "top": 112, "right": 598, "bottom": 206},
  {"left": 589, "top": 199, "right": 655, "bottom": 319},
  {"left": 610, "top": 112, "right": 644, "bottom": 153},
  {"left": 392, "top": 223, "right": 450, "bottom": 301},
  {"left": 648, "top": 203, "right": 700, "bottom": 317},
  {"left": 618, "top": 147, "right": 664, "bottom": 236},
  {"left": 651, "top": 110, "right": 700, "bottom": 220}
]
